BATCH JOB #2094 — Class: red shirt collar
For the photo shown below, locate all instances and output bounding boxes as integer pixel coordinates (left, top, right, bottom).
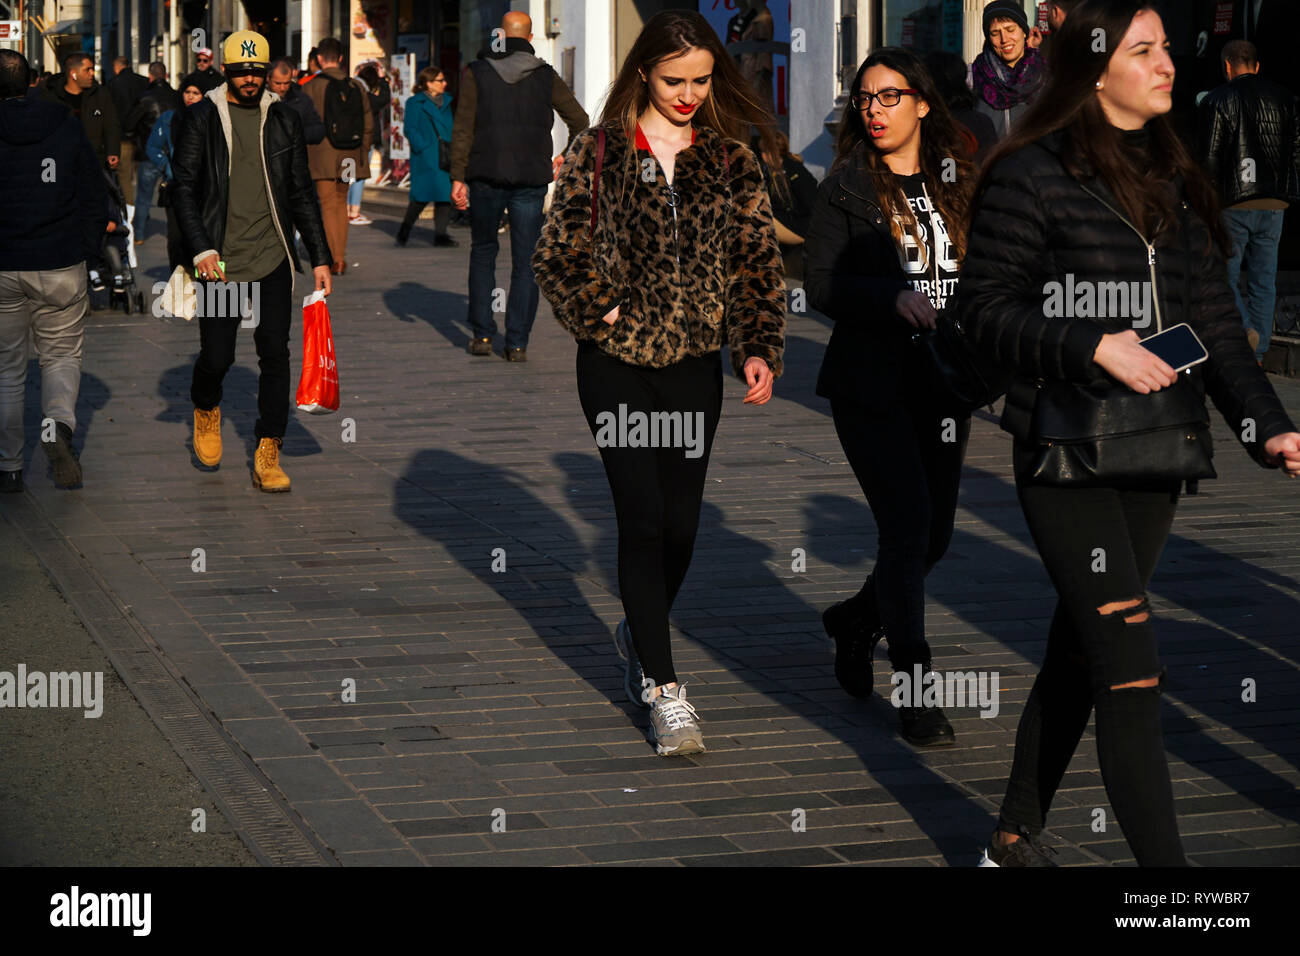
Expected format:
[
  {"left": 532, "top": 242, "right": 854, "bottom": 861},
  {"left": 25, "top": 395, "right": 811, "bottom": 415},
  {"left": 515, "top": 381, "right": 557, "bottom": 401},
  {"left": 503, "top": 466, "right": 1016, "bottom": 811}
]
[{"left": 635, "top": 124, "right": 697, "bottom": 151}]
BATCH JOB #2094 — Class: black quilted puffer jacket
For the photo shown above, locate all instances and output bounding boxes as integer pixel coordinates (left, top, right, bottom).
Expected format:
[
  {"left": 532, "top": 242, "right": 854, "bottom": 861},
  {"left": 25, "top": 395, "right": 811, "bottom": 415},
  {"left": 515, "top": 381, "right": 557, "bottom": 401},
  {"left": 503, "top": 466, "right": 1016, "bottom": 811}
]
[
  {"left": 959, "top": 129, "right": 1296, "bottom": 468},
  {"left": 1197, "top": 74, "right": 1300, "bottom": 207}
]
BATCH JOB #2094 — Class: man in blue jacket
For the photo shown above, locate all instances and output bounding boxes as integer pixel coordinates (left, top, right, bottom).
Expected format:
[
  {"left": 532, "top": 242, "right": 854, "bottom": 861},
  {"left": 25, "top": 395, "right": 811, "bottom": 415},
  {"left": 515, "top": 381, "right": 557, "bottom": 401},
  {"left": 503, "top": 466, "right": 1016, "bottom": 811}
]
[{"left": 0, "top": 50, "right": 108, "bottom": 492}]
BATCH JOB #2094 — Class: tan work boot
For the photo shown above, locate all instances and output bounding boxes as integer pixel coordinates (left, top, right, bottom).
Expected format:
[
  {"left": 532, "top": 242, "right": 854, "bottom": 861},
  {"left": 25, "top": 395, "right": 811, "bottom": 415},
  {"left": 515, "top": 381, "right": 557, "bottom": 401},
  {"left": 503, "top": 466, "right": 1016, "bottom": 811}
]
[
  {"left": 193, "top": 406, "right": 222, "bottom": 465},
  {"left": 252, "top": 437, "right": 291, "bottom": 492}
]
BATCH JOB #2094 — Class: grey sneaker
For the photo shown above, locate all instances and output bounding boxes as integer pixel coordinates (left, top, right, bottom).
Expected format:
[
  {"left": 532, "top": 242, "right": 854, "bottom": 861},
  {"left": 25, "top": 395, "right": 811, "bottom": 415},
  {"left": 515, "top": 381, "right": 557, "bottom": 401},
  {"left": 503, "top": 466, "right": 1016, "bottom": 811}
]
[
  {"left": 613, "top": 619, "right": 650, "bottom": 709},
  {"left": 650, "top": 683, "right": 705, "bottom": 757}
]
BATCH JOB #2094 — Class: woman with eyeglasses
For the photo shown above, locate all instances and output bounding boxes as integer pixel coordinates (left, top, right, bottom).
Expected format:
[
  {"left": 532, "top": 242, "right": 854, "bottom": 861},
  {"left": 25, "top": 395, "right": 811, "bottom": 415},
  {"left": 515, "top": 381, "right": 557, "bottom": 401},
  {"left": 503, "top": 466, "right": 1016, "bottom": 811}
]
[
  {"left": 532, "top": 10, "right": 786, "bottom": 757},
  {"left": 804, "top": 48, "right": 975, "bottom": 747},
  {"left": 962, "top": 0, "right": 1300, "bottom": 866}
]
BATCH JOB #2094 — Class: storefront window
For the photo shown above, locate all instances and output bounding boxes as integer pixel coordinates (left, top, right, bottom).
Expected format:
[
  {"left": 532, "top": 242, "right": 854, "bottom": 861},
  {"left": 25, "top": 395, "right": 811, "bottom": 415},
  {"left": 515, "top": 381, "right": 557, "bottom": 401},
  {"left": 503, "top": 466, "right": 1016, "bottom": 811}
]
[{"left": 882, "top": 0, "right": 966, "bottom": 55}]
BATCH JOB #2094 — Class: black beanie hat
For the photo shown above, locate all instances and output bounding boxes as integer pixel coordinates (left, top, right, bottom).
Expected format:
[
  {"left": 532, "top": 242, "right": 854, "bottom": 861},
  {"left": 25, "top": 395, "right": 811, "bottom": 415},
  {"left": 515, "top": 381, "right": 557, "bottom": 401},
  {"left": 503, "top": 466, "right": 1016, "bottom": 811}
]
[{"left": 983, "top": 0, "right": 1031, "bottom": 39}]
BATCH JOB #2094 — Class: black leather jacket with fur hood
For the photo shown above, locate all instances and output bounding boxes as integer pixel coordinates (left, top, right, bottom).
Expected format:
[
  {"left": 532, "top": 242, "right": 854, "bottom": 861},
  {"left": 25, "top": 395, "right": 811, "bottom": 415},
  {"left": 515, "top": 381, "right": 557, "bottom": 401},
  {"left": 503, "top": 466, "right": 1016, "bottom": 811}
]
[{"left": 533, "top": 123, "right": 786, "bottom": 378}]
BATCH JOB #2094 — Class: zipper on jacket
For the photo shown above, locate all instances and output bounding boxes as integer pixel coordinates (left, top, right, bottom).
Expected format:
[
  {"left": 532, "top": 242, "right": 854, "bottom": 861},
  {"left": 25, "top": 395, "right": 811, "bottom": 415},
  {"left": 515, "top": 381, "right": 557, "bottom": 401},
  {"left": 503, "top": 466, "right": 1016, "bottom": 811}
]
[
  {"left": 257, "top": 106, "right": 294, "bottom": 269},
  {"left": 663, "top": 170, "right": 692, "bottom": 349},
  {"left": 1078, "top": 181, "right": 1164, "bottom": 333}
]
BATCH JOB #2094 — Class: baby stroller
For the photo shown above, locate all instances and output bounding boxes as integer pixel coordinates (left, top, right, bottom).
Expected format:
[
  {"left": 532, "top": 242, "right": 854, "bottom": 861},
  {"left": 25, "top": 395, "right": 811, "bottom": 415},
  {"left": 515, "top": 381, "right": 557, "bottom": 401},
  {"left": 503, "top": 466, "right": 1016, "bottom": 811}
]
[{"left": 91, "top": 168, "right": 147, "bottom": 314}]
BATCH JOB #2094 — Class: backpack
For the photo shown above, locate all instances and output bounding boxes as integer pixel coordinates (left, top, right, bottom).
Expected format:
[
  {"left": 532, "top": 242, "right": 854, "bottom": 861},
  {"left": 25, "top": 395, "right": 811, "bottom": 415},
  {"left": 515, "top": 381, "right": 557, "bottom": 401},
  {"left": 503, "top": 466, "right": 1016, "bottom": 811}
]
[{"left": 323, "top": 76, "right": 366, "bottom": 150}]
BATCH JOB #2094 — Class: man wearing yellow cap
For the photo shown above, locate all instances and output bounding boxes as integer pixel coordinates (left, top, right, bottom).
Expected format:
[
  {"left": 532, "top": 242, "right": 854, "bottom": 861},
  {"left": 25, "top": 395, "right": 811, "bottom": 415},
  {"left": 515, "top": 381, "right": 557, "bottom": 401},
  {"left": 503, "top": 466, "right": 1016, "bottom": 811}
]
[{"left": 170, "top": 30, "right": 333, "bottom": 492}]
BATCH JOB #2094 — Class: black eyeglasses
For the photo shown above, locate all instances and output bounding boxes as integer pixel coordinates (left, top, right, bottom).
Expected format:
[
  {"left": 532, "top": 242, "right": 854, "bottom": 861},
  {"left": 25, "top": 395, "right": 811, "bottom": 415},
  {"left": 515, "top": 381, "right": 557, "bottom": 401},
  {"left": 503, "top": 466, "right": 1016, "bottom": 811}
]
[{"left": 850, "top": 87, "right": 919, "bottom": 110}]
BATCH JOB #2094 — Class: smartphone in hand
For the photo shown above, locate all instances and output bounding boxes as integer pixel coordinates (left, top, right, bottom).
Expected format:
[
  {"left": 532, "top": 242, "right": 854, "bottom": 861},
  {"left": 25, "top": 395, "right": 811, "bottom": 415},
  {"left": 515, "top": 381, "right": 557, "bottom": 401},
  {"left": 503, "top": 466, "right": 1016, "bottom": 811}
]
[{"left": 1139, "top": 323, "right": 1208, "bottom": 373}]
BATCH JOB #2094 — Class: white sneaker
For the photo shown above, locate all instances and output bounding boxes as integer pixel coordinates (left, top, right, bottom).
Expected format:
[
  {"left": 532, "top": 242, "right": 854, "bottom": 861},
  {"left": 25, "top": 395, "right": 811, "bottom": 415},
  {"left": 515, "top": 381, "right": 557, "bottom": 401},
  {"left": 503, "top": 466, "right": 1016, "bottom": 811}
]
[{"left": 650, "top": 683, "right": 705, "bottom": 757}]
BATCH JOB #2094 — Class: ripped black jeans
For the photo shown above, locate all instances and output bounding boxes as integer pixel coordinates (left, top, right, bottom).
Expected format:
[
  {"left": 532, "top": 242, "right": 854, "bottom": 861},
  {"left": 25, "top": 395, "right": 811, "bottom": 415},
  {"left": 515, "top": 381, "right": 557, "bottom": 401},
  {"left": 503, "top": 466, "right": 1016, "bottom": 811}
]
[{"left": 996, "top": 445, "right": 1187, "bottom": 866}]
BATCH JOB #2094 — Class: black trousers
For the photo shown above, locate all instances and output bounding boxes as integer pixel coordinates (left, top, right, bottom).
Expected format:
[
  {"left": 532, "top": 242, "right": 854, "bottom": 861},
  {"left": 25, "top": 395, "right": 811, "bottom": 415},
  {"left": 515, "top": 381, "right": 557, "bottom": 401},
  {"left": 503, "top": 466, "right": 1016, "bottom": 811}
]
[
  {"left": 398, "top": 200, "right": 452, "bottom": 240},
  {"left": 997, "top": 448, "right": 1186, "bottom": 866},
  {"left": 576, "top": 341, "right": 723, "bottom": 685},
  {"left": 829, "top": 391, "right": 970, "bottom": 672},
  {"left": 190, "top": 257, "right": 293, "bottom": 441}
]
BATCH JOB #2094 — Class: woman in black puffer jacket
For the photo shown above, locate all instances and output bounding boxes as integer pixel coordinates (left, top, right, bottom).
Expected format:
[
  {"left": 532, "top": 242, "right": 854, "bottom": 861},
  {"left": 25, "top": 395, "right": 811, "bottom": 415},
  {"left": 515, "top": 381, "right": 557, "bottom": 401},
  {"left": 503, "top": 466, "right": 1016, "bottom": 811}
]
[{"left": 961, "top": 0, "right": 1300, "bottom": 868}]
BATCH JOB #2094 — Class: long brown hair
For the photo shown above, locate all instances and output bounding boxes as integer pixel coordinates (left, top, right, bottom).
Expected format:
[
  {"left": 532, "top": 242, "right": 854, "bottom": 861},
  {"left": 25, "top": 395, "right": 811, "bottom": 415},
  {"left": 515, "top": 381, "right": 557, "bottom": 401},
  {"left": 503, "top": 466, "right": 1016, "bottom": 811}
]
[
  {"left": 597, "top": 10, "right": 778, "bottom": 170},
  {"left": 974, "top": 0, "right": 1229, "bottom": 255},
  {"left": 833, "top": 47, "right": 976, "bottom": 264}
]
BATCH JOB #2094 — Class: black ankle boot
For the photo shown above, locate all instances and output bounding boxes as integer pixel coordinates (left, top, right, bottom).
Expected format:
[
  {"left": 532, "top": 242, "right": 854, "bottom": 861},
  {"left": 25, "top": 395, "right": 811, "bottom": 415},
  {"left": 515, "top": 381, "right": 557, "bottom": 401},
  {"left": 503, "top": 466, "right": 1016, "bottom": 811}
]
[
  {"left": 824, "top": 585, "right": 883, "bottom": 699},
  {"left": 898, "top": 702, "right": 955, "bottom": 747}
]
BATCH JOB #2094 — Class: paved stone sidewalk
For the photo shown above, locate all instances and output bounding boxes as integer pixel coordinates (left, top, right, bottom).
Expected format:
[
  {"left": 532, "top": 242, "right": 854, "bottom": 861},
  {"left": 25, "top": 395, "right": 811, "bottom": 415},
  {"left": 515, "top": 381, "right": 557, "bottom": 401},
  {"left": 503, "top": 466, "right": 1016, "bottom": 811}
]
[{"left": 3, "top": 213, "right": 1298, "bottom": 866}]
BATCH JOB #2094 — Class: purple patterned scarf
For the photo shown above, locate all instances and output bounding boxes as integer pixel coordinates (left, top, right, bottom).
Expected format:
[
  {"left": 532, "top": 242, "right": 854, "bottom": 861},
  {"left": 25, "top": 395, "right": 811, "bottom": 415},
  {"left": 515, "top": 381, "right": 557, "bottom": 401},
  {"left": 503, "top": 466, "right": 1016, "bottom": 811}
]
[{"left": 972, "top": 43, "right": 1046, "bottom": 111}]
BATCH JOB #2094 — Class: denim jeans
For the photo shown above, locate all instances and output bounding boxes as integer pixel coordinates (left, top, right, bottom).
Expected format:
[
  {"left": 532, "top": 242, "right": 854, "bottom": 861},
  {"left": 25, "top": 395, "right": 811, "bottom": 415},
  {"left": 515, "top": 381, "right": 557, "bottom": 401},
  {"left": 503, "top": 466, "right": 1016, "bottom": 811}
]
[
  {"left": 467, "top": 181, "right": 546, "bottom": 350},
  {"left": 133, "top": 159, "right": 165, "bottom": 241},
  {"left": 1223, "top": 207, "right": 1284, "bottom": 360},
  {"left": 0, "top": 264, "right": 87, "bottom": 471}
]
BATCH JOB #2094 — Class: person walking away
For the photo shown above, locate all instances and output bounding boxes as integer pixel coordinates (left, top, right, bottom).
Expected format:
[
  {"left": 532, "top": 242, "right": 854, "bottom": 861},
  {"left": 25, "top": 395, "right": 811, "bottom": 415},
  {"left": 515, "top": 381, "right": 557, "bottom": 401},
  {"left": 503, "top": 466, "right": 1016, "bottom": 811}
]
[
  {"left": 106, "top": 56, "right": 148, "bottom": 217},
  {"left": 924, "top": 49, "right": 998, "bottom": 164},
  {"left": 805, "top": 47, "right": 975, "bottom": 747},
  {"left": 346, "top": 63, "right": 390, "bottom": 225},
  {"left": 268, "top": 59, "right": 325, "bottom": 145},
  {"left": 961, "top": 0, "right": 1300, "bottom": 867},
  {"left": 304, "top": 37, "right": 373, "bottom": 276},
  {"left": 125, "top": 62, "right": 179, "bottom": 243},
  {"left": 169, "top": 31, "right": 334, "bottom": 492},
  {"left": 147, "top": 75, "right": 205, "bottom": 272},
  {"left": 451, "top": 10, "right": 589, "bottom": 361},
  {"left": 972, "top": 0, "right": 1047, "bottom": 141},
  {"left": 397, "top": 67, "right": 456, "bottom": 247},
  {"left": 0, "top": 49, "right": 108, "bottom": 492},
  {"left": 1198, "top": 40, "right": 1300, "bottom": 363},
  {"left": 532, "top": 10, "right": 786, "bottom": 756}
]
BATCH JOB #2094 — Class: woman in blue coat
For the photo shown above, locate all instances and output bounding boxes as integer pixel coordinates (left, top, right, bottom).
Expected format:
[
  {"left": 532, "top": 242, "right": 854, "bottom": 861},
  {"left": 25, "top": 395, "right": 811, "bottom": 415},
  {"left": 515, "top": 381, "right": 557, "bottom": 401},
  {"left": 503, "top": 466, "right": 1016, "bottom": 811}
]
[{"left": 396, "top": 66, "right": 456, "bottom": 247}]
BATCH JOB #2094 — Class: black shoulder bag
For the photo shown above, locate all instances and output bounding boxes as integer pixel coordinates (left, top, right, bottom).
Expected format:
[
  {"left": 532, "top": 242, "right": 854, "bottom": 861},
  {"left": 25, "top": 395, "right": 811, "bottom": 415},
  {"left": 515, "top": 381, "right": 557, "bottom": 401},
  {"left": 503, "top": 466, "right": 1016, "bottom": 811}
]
[{"left": 1016, "top": 201, "right": 1216, "bottom": 488}]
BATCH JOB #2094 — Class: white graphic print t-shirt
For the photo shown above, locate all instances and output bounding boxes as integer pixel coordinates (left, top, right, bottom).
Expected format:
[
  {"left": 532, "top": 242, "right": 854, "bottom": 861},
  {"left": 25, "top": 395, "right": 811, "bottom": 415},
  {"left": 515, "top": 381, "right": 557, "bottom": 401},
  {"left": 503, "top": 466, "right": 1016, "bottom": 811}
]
[{"left": 894, "top": 172, "right": 959, "bottom": 311}]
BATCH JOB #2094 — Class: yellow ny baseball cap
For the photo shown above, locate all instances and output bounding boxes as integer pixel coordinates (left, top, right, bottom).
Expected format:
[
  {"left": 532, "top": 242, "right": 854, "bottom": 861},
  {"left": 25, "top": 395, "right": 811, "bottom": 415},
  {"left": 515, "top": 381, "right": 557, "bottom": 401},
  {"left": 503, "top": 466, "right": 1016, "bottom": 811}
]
[{"left": 222, "top": 30, "right": 270, "bottom": 72}]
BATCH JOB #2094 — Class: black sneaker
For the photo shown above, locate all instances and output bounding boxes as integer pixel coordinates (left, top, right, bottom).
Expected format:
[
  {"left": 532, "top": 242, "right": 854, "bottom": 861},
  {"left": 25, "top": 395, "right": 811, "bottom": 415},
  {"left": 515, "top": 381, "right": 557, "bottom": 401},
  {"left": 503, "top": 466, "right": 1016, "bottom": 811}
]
[
  {"left": 394, "top": 231, "right": 410, "bottom": 247},
  {"left": 42, "top": 422, "right": 82, "bottom": 488},
  {"left": 88, "top": 270, "right": 106, "bottom": 291},
  {"left": 0, "top": 470, "right": 21, "bottom": 493},
  {"left": 433, "top": 234, "right": 459, "bottom": 247},
  {"left": 898, "top": 704, "right": 956, "bottom": 747},
  {"left": 978, "top": 828, "right": 1058, "bottom": 867},
  {"left": 504, "top": 347, "right": 527, "bottom": 362},
  {"left": 468, "top": 337, "right": 493, "bottom": 356}
]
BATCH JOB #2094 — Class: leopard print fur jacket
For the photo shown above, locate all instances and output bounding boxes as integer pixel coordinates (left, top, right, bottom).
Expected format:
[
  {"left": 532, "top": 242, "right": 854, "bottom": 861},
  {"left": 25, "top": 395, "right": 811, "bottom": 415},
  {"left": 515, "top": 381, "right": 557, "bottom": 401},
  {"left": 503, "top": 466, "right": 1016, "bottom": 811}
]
[{"left": 532, "top": 122, "right": 786, "bottom": 378}]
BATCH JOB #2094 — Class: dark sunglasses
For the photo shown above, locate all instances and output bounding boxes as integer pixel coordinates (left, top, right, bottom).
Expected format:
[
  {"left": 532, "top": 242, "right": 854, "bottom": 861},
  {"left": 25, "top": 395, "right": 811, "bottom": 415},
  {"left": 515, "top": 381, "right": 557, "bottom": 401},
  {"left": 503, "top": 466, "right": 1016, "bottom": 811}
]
[{"left": 851, "top": 87, "right": 918, "bottom": 109}]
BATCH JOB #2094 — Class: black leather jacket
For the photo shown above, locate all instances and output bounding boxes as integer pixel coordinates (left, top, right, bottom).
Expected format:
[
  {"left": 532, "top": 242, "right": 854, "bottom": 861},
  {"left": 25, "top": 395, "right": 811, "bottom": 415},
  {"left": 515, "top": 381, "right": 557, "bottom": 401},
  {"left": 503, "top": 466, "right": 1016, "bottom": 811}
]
[
  {"left": 170, "top": 86, "right": 331, "bottom": 272},
  {"left": 961, "top": 130, "right": 1295, "bottom": 471},
  {"left": 1198, "top": 74, "right": 1300, "bottom": 206}
]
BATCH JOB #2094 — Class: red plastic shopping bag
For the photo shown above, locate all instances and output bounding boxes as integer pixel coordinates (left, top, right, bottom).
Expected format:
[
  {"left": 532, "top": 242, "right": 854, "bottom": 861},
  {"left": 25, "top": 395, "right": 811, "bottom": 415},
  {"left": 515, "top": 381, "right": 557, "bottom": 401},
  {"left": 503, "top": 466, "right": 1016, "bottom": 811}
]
[{"left": 295, "top": 290, "right": 340, "bottom": 413}]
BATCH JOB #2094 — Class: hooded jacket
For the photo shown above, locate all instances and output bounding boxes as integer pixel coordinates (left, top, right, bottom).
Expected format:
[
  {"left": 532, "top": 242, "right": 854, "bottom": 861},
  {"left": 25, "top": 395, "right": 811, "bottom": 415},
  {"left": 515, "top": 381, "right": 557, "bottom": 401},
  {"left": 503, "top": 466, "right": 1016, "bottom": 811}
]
[
  {"left": 532, "top": 124, "right": 786, "bottom": 378},
  {"left": 169, "top": 85, "right": 331, "bottom": 274},
  {"left": 38, "top": 74, "right": 121, "bottom": 166},
  {"left": 0, "top": 94, "right": 108, "bottom": 270},
  {"left": 449, "top": 37, "right": 588, "bottom": 186},
  {"left": 959, "top": 129, "right": 1296, "bottom": 472}
]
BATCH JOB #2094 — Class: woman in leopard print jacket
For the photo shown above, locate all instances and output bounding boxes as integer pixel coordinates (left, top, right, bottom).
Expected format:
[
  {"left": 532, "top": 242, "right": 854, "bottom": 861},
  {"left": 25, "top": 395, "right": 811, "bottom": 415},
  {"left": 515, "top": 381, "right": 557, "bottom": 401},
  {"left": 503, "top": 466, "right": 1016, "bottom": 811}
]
[{"left": 532, "top": 10, "right": 786, "bottom": 758}]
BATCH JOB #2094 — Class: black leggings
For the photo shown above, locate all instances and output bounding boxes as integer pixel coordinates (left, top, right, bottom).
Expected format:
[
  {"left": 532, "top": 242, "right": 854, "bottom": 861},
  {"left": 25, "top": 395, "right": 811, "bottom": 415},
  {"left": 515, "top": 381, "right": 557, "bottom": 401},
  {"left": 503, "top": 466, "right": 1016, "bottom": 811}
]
[
  {"left": 998, "top": 449, "right": 1186, "bottom": 866},
  {"left": 829, "top": 393, "right": 970, "bottom": 672},
  {"left": 399, "top": 200, "right": 452, "bottom": 239},
  {"left": 576, "top": 341, "right": 723, "bottom": 685}
]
